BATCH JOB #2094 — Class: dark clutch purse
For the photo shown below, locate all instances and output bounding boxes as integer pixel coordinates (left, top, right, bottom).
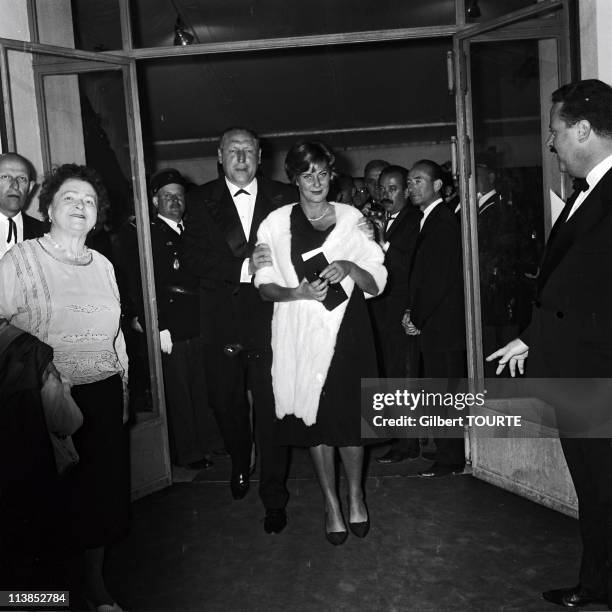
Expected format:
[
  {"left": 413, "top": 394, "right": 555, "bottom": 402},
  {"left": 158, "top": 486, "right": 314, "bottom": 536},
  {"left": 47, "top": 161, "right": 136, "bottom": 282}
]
[{"left": 302, "top": 251, "right": 348, "bottom": 311}]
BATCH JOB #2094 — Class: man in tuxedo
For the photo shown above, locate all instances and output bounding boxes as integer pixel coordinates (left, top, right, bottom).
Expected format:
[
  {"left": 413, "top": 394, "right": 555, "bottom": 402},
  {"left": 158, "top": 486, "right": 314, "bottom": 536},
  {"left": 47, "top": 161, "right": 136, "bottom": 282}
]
[
  {"left": 0, "top": 153, "right": 45, "bottom": 260},
  {"left": 404, "top": 159, "right": 466, "bottom": 477},
  {"left": 123, "top": 168, "right": 216, "bottom": 470},
  {"left": 488, "top": 79, "right": 612, "bottom": 609},
  {"left": 182, "top": 127, "right": 296, "bottom": 534},
  {"left": 370, "top": 165, "right": 423, "bottom": 464},
  {"left": 475, "top": 163, "right": 520, "bottom": 376}
]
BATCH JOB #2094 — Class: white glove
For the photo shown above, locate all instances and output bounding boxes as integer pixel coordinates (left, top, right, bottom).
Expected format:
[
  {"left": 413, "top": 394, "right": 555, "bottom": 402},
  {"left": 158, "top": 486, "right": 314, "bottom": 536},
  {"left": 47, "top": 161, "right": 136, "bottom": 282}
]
[{"left": 160, "top": 329, "right": 173, "bottom": 354}]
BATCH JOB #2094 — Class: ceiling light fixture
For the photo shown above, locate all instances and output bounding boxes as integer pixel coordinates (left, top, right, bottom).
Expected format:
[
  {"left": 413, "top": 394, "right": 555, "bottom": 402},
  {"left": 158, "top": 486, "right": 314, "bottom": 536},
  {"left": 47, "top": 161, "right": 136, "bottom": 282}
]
[
  {"left": 467, "top": 0, "right": 481, "bottom": 19},
  {"left": 174, "top": 16, "right": 194, "bottom": 46},
  {"left": 170, "top": 0, "right": 195, "bottom": 46}
]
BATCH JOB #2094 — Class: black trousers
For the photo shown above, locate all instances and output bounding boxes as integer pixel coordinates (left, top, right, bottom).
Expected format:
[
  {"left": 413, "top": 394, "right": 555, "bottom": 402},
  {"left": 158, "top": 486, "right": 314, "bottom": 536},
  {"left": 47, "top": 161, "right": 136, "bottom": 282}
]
[
  {"left": 420, "top": 348, "right": 467, "bottom": 467},
  {"left": 162, "top": 337, "right": 218, "bottom": 466},
  {"left": 203, "top": 343, "right": 289, "bottom": 510},
  {"left": 560, "top": 437, "right": 612, "bottom": 601},
  {"left": 383, "top": 330, "right": 420, "bottom": 456}
]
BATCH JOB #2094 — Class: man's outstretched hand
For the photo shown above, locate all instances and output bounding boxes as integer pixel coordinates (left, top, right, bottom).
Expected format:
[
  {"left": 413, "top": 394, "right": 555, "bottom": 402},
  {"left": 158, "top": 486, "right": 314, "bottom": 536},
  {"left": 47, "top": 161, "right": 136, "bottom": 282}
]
[{"left": 486, "top": 338, "right": 529, "bottom": 377}]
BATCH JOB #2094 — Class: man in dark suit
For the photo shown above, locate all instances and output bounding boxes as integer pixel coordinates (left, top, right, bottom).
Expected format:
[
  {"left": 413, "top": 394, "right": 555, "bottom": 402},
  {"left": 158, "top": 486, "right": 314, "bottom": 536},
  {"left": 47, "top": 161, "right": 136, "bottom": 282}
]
[
  {"left": 404, "top": 159, "right": 466, "bottom": 477},
  {"left": 0, "top": 153, "right": 45, "bottom": 260},
  {"left": 475, "top": 163, "right": 521, "bottom": 376},
  {"left": 182, "top": 127, "right": 296, "bottom": 534},
  {"left": 488, "top": 79, "right": 612, "bottom": 609},
  {"left": 370, "top": 165, "right": 423, "bottom": 464},
  {"left": 124, "top": 168, "right": 216, "bottom": 470}
]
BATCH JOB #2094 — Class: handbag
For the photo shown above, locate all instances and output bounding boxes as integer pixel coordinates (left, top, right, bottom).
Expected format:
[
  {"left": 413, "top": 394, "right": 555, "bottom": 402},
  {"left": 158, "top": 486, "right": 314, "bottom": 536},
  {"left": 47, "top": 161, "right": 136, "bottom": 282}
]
[
  {"left": 40, "top": 364, "right": 83, "bottom": 475},
  {"left": 48, "top": 432, "right": 80, "bottom": 476}
]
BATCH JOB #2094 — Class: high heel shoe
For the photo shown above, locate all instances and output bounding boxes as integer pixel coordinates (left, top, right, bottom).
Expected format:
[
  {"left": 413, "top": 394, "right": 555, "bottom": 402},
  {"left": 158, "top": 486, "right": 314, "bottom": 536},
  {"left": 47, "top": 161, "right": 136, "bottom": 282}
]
[
  {"left": 324, "top": 512, "right": 348, "bottom": 546},
  {"left": 347, "top": 495, "right": 370, "bottom": 538}
]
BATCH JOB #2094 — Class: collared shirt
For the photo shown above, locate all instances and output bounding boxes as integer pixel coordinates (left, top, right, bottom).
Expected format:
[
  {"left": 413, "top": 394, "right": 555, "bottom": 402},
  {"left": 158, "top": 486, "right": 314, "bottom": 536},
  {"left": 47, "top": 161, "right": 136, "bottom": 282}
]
[
  {"left": 477, "top": 189, "right": 497, "bottom": 212},
  {"left": 419, "top": 198, "right": 444, "bottom": 230},
  {"left": 0, "top": 210, "right": 23, "bottom": 260},
  {"left": 566, "top": 153, "right": 612, "bottom": 221},
  {"left": 225, "top": 176, "right": 259, "bottom": 282},
  {"left": 157, "top": 214, "right": 183, "bottom": 235},
  {"left": 382, "top": 211, "right": 399, "bottom": 253}
]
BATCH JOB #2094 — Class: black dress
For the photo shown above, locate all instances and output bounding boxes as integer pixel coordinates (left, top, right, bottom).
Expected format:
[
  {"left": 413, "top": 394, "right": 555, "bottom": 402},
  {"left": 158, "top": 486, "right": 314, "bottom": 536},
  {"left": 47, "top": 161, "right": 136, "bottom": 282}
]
[{"left": 274, "top": 205, "right": 379, "bottom": 447}]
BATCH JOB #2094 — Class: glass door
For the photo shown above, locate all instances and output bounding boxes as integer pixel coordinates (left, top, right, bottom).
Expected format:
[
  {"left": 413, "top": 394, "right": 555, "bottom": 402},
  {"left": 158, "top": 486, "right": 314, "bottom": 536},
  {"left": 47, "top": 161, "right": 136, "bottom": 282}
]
[
  {"left": 0, "top": 38, "right": 171, "bottom": 499},
  {"left": 35, "top": 60, "right": 171, "bottom": 499},
  {"left": 452, "top": 0, "right": 577, "bottom": 512}
]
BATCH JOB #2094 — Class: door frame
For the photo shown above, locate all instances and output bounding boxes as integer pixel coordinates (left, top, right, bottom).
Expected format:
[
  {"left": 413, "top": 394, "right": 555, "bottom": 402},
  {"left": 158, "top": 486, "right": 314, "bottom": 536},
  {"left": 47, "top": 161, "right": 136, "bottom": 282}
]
[
  {"left": 453, "top": 0, "right": 569, "bottom": 388},
  {"left": 0, "top": 36, "right": 172, "bottom": 498},
  {"left": 452, "top": 0, "right": 571, "bottom": 472}
]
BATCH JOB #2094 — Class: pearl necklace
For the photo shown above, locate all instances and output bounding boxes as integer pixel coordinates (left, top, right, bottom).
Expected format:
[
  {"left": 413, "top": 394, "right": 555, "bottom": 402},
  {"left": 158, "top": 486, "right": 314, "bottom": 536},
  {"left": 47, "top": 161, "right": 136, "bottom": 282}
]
[
  {"left": 305, "top": 206, "right": 330, "bottom": 222},
  {"left": 44, "top": 233, "right": 90, "bottom": 260}
]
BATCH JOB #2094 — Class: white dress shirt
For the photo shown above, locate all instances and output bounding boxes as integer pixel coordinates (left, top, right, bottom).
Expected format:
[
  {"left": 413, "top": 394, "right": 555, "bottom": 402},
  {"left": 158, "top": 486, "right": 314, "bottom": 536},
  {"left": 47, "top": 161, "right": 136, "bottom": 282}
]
[
  {"left": 477, "top": 189, "right": 497, "bottom": 213},
  {"left": 566, "top": 153, "right": 612, "bottom": 221},
  {"left": 158, "top": 214, "right": 183, "bottom": 235},
  {"left": 0, "top": 210, "right": 24, "bottom": 260},
  {"left": 382, "top": 211, "right": 399, "bottom": 253},
  {"left": 419, "top": 198, "right": 444, "bottom": 230},
  {"left": 225, "top": 177, "right": 258, "bottom": 283}
]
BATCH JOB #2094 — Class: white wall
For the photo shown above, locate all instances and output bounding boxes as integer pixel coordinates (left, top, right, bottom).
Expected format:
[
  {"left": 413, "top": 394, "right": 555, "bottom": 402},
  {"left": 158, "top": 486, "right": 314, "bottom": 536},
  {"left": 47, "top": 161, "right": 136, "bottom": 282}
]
[
  {"left": 0, "top": 0, "right": 82, "bottom": 217},
  {"left": 0, "top": 0, "right": 42, "bottom": 216},
  {"left": 580, "top": 0, "right": 612, "bottom": 84}
]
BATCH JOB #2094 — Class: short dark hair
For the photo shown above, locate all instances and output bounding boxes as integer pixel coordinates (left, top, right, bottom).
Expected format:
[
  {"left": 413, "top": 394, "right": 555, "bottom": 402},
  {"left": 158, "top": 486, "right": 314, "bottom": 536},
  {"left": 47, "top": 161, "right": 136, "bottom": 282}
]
[
  {"left": 0, "top": 152, "right": 36, "bottom": 181},
  {"left": 552, "top": 79, "right": 612, "bottom": 138},
  {"left": 284, "top": 141, "right": 336, "bottom": 183},
  {"left": 412, "top": 159, "right": 444, "bottom": 184},
  {"left": 364, "top": 159, "right": 389, "bottom": 176},
  {"left": 379, "top": 165, "right": 408, "bottom": 188},
  {"left": 38, "top": 164, "right": 110, "bottom": 222},
  {"left": 219, "top": 126, "right": 260, "bottom": 149}
]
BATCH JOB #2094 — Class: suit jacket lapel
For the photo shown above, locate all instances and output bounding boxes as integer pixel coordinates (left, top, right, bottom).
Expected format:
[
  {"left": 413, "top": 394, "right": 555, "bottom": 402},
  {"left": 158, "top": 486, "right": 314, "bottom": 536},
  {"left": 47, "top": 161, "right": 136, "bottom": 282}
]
[
  {"left": 385, "top": 206, "right": 408, "bottom": 241},
  {"left": 248, "top": 179, "right": 283, "bottom": 249},
  {"left": 539, "top": 172, "right": 612, "bottom": 292},
  {"left": 205, "top": 180, "right": 248, "bottom": 258},
  {"left": 249, "top": 189, "right": 269, "bottom": 248}
]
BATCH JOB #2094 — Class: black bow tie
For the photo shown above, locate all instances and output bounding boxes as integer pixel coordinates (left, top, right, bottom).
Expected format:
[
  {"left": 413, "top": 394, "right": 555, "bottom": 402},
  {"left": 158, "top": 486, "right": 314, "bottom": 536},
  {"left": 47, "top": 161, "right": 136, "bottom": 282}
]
[
  {"left": 234, "top": 189, "right": 250, "bottom": 197},
  {"left": 6, "top": 216, "right": 16, "bottom": 244},
  {"left": 572, "top": 177, "right": 589, "bottom": 193}
]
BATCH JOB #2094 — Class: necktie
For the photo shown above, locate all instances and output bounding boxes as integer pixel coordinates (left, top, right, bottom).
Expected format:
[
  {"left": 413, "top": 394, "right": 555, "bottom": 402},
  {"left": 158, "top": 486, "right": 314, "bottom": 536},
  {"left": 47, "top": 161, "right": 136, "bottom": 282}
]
[
  {"left": 6, "top": 217, "right": 16, "bottom": 244},
  {"left": 177, "top": 222, "right": 184, "bottom": 234},
  {"left": 383, "top": 214, "right": 395, "bottom": 240},
  {"left": 234, "top": 189, "right": 250, "bottom": 197},
  {"left": 572, "top": 177, "right": 589, "bottom": 193}
]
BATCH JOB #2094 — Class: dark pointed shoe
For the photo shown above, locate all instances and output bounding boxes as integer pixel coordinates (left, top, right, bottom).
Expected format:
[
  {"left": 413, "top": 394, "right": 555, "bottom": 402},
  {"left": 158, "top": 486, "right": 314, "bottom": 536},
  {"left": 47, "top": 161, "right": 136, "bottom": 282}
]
[
  {"left": 418, "top": 463, "right": 464, "bottom": 478},
  {"left": 542, "top": 585, "right": 607, "bottom": 608},
  {"left": 230, "top": 471, "right": 250, "bottom": 500},
  {"left": 325, "top": 530, "right": 348, "bottom": 546},
  {"left": 349, "top": 519, "right": 370, "bottom": 538},
  {"left": 187, "top": 457, "right": 214, "bottom": 471},
  {"left": 325, "top": 512, "right": 347, "bottom": 546},
  {"left": 375, "top": 449, "right": 417, "bottom": 464},
  {"left": 264, "top": 509, "right": 287, "bottom": 534},
  {"left": 347, "top": 495, "right": 370, "bottom": 538}
]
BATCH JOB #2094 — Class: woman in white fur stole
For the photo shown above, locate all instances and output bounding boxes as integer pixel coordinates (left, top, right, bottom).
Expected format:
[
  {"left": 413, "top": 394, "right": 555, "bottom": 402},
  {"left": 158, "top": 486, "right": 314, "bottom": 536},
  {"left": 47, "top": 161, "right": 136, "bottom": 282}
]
[{"left": 254, "top": 141, "right": 387, "bottom": 545}]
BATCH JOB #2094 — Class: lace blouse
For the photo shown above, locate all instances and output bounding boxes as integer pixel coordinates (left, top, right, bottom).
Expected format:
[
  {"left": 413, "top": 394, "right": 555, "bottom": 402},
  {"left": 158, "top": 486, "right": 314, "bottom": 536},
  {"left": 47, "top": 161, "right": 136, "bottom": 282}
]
[{"left": 0, "top": 238, "right": 128, "bottom": 386}]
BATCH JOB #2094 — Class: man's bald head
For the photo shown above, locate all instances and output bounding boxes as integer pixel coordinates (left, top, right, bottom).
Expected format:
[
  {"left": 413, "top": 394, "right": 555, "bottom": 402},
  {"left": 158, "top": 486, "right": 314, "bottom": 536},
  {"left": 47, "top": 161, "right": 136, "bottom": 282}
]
[{"left": 0, "top": 153, "right": 35, "bottom": 217}]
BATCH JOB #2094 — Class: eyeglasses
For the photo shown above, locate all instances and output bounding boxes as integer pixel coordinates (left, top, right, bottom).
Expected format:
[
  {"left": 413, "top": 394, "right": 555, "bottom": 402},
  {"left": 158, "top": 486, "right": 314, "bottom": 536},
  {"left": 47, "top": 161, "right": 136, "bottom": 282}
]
[{"left": 0, "top": 174, "right": 29, "bottom": 186}]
